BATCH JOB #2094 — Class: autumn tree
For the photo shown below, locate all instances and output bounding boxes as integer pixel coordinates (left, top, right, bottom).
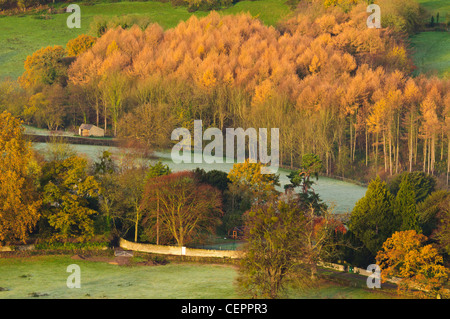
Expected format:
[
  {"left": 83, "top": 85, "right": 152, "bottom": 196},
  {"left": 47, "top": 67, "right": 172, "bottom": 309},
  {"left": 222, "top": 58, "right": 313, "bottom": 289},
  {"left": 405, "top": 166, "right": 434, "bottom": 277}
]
[
  {"left": 25, "top": 84, "right": 67, "bottom": 130},
  {"left": 66, "top": 34, "right": 97, "bottom": 57},
  {"left": 0, "top": 112, "right": 41, "bottom": 245},
  {"left": 301, "top": 205, "right": 347, "bottom": 280},
  {"left": 227, "top": 160, "right": 280, "bottom": 202},
  {"left": 100, "top": 72, "right": 128, "bottom": 136},
  {"left": 0, "top": 79, "right": 27, "bottom": 118},
  {"left": 142, "top": 160, "right": 172, "bottom": 244},
  {"left": 92, "top": 151, "right": 119, "bottom": 234},
  {"left": 237, "top": 199, "right": 311, "bottom": 299},
  {"left": 19, "top": 46, "right": 67, "bottom": 89},
  {"left": 142, "top": 171, "right": 223, "bottom": 247},
  {"left": 376, "top": 230, "right": 449, "bottom": 298},
  {"left": 118, "top": 102, "right": 178, "bottom": 149},
  {"left": 41, "top": 155, "right": 101, "bottom": 241},
  {"left": 58, "top": 5, "right": 450, "bottom": 185},
  {"left": 116, "top": 166, "right": 148, "bottom": 242}
]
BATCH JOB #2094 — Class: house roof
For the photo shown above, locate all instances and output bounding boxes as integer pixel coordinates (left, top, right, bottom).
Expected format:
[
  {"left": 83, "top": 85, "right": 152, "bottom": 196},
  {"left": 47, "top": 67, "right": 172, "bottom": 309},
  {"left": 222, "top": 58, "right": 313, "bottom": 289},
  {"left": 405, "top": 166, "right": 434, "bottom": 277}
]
[
  {"left": 79, "top": 124, "right": 104, "bottom": 131},
  {"left": 79, "top": 124, "right": 94, "bottom": 130}
]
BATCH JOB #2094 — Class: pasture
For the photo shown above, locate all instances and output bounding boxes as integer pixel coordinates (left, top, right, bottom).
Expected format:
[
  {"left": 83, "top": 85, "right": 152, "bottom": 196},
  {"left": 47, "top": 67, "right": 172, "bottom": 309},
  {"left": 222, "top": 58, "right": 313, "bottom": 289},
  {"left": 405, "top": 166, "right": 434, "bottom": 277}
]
[
  {"left": 0, "top": 254, "right": 398, "bottom": 299},
  {"left": 0, "top": 0, "right": 291, "bottom": 80},
  {"left": 409, "top": 31, "right": 450, "bottom": 77}
]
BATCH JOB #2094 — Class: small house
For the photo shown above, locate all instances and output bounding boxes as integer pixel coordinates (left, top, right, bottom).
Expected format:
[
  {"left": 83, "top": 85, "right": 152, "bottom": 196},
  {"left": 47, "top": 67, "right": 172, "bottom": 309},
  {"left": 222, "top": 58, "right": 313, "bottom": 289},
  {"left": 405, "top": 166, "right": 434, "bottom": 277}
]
[{"left": 79, "top": 124, "right": 105, "bottom": 137}]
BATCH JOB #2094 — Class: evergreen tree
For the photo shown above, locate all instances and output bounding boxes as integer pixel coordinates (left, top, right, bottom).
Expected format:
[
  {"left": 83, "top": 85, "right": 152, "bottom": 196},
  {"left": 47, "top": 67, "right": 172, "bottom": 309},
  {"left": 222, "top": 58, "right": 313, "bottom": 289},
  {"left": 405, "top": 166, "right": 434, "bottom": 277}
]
[
  {"left": 349, "top": 176, "right": 399, "bottom": 255},
  {"left": 395, "top": 175, "right": 420, "bottom": 232},
  {"left": 388, "top": 171, "right": 435, "bottom": 203},
  {"left": 285, "top": 153, "right": 327, "bottom": 213}
]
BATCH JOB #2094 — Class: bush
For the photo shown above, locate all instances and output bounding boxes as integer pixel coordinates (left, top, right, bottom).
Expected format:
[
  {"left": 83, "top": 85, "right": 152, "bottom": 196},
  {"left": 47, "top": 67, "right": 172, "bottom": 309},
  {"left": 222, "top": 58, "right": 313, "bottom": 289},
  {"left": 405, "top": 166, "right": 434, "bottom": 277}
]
[{"left": 34, "top": 241, "right": 109, "bottom": 251}]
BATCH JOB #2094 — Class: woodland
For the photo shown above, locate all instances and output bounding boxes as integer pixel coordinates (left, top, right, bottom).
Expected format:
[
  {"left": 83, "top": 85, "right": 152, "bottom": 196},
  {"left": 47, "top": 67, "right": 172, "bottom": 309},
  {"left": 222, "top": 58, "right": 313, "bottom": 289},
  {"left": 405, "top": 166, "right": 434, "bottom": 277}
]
[
  {"left": 1, "top": 0, "right": 449, "bottom": 184},
  {"left": 1, "top": 0, "right": 450, "bottom": 299}
]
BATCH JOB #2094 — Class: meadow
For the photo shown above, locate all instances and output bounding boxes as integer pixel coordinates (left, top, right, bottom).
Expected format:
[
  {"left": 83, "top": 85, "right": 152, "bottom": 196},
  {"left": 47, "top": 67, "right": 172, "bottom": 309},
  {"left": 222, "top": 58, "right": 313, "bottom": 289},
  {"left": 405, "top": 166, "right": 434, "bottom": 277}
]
[
  {"left": 409, "top": 0, "right": 450, "bottom": 77},
  {"left": 416, "top": 0, "right": 450, "bottom": 17},
  {"left": 409, "top": 31, "right": 450, "bottom": 77},
  {"left": 0, "top": 0, "right": 291, "bottom": 80},
  {"left": 0, "top": 255, "right": 398, "bottom": 299}
]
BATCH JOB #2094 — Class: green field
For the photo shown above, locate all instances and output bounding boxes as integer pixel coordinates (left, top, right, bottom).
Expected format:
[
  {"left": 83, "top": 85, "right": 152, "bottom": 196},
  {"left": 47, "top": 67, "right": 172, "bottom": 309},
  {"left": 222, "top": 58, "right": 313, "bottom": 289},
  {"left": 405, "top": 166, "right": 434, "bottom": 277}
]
[
  {"left": 0, "top": 255, "right": 238, "bottom": 299},
  {"left": 410, "top": 0, "right": 450, "bottom": 77},
  {"left": 0, "top": 255, "right": 399, "bottom": 299},
  {"left": 0, "top": 0, "right": 291, "bottom": 80},
  {"left": 416, "top": 0, "right": 450, "bottom": 17},
  {"left": 410, "top": 31, "right": 450, "bottom": 77}
]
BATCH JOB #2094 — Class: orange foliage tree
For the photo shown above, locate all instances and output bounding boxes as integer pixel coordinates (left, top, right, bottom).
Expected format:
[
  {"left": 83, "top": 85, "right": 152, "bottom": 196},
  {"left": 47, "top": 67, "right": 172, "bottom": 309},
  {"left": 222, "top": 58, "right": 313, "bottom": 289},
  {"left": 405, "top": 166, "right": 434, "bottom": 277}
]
[
  {"left": 376, "top": 230, "right": 449, "bottom": 298},
  {"left": 19, "top": 45, "right": 67, "bottom": 89},
  {"left": 0, "top": 112, "right": 41, "bottom": 244},
  {"left": 63, "top": 4, "right": 450, "bottom": 181},
  {"left": 66, "top": 34, "right": 97, "bottom": 57}
]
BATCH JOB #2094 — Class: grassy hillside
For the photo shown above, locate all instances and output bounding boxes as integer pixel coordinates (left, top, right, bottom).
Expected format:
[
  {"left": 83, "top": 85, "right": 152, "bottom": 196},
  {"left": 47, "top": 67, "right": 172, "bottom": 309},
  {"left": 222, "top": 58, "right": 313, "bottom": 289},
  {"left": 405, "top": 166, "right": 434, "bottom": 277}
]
[
  {"left": 411, "top": 0, "right": 450, "bottom": 77},
  {"left": 416, "top": 0, "right": 450, "bottom": 18},
  {"left": 410, "top": 31, "right": 450, "bottom": 77},
  {"left": 0, "top": 0, "right": 291, "bottom": 80}
]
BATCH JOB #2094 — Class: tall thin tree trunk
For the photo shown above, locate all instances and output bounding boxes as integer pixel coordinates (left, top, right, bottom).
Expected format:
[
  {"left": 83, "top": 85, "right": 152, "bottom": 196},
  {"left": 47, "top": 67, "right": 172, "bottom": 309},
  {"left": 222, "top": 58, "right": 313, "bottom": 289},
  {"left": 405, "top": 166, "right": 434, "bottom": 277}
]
[
  {"left": 156, "top": 196, "right": 160, "bottom": 245},
  {"left": 431, "top": 134, "right": 436, "bottom": 175},
  {"left": 365, "top": 126, "right": 368, "bottom": 167},
  {"left": 447, "top": 137, "right": 449, "bottom": 186},
  {"left": 389, "top": 133, "right": 393, "bottom": 176},
  {"left": 353, "top": 124, "right": 357, "bottom": 162},
  {"left": 409, "top": 119, "right": 413, "bottom": 172},
  {"left": 135, "top": 212, "right": 139, "bottom": 243},
  {"left": 428, "top": 137, "right": 431, "bottom": 174},
  {"left": 349, "top": 120, "right": 353, "bottom": 162},
  {"left": 415, "top": 129, "right": 418, "bottom": 165},
  {"left": 375, "top": 131, "right": 379, "bottom": 174},
  {"left": 423, "top": 137, "right": 427, "bottom": 172},
  {"left": 383, "top": 132, "right": 387, "bottom": 173},
  {"left": 104, "top": 104, "right": 107, "bottom": 134},
  {"left": 396, "top": 116, "right": 400, "bottom": 174}
]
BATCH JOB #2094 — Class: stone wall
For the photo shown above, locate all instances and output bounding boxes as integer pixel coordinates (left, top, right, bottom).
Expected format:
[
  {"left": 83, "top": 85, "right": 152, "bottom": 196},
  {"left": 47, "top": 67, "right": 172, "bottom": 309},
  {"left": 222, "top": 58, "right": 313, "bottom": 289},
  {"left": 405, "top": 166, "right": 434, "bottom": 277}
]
[{"left": 119, "top": 238, "right": 241, "bottom": 259}]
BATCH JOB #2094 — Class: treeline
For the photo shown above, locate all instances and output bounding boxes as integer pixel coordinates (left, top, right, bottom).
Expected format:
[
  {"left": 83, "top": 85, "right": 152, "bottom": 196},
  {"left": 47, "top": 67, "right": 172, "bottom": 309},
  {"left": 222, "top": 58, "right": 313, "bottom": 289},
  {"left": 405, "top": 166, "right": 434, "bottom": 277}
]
[
  {"left": 0, "top": 112, "right": 285, "bottom": 248},
  {"left": 2, "top": 110, "right": 450, "bottom": 298},
  {"left": 3, "top": 0, "right": 448, "bottom": 184}
]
